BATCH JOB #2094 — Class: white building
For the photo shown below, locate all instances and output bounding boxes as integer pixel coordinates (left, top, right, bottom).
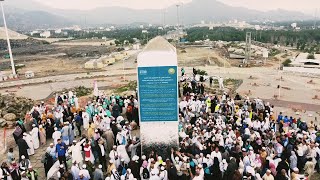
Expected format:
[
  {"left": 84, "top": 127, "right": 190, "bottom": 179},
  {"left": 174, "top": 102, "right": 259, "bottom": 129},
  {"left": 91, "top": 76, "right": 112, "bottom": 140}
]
[
  {"left": 31, "top": 30, "right": 39, "bottom": 36},
  {"left": 40, "top": 31, "right": 51, "bottom": 38},
  {"left": 55, "top": 29, "right": 62, "bottom": 34},
  {"left": 133, "top": 43, "right": 140, "bottom": 50},
  {"left": 25, "top": 71, "right": 35, "bottom": 78}
]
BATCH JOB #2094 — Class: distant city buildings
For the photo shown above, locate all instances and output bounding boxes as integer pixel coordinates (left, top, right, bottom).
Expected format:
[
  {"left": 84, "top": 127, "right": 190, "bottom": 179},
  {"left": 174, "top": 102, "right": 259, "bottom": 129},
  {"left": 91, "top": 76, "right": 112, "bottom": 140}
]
[{"left": 40, "top": 31, "right": 51, "bottom": 38}]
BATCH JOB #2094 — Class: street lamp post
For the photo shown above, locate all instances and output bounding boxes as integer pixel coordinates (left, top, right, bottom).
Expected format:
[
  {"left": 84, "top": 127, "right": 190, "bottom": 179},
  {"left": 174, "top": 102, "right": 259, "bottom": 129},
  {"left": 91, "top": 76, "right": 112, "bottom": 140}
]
[
  {"left": 0, "top": 0, "right": 16, "bottom": 76},
  {"left": 278, "top": 58, "right": 281, "bottom": 99},
  {"left": 123, "top": 58, "right": 125, "bottom": 82}
]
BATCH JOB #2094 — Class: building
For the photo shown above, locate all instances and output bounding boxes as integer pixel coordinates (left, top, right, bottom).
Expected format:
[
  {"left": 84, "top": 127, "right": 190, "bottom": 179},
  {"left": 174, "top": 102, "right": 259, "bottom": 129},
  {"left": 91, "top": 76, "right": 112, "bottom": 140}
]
[
  {"left": 25, "top": 71, "right": 35, "bottom": 78},
  {"left": 84, "top": 59, "right": 104, "bottom": 69},
  {"left": 40, "top": 31, "right": 51, "bottom": 38},
  {"left": 133, "top": 43, "right": 140, "bottom": 50},
  {"left": 55, "top": 29, "right": 62, "bottom": 34},
  {"left": 30, "top": 30, "right": 39, "bottom": 36}
]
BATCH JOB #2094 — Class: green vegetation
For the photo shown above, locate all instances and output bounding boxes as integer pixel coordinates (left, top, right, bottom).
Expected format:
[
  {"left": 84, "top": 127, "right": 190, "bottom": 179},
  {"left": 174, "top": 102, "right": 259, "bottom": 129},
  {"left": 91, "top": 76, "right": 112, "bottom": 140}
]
[
  {"left": 114, "top": 81, "right": 137, "bottom": 93},
  {"left": 61, "top": 86, "right": 92, "bottom": 97},
  {"left": 307, "top": 53, "right": 315, "bottom": 59},
  {"left": 47, "top": 28, "right": 174, "bottom": 46},
  {"left": 269, "top": 48, "right": 281, "bottom": 56},
  {"left": 186, "top": 27, "right": 320, "bottom": 53},
  {"left": 282, "top": 59, "right": 292, "bottom": 67},
  {"left": 197, "top": 69, "right": 208, "bottom": 75}
]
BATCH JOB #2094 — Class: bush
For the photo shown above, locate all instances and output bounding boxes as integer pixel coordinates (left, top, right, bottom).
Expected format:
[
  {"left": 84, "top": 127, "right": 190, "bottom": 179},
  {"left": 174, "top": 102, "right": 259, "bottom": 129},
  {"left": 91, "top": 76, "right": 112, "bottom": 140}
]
[
  {"left": 282, "top": 59, "right": 292, "bottom": 67},
  {"left": 197, "top": 69, "right": 208, "bottom": 75},
  {"left": 307, "top": 53, "right": 315, "bottom": 59}
]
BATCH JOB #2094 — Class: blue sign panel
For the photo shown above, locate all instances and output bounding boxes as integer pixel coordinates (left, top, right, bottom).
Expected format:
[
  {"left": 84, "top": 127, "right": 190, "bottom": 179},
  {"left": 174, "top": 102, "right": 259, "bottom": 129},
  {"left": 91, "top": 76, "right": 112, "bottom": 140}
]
[{"left": 138, "top": 66, "right": 178, "bottom": 122}]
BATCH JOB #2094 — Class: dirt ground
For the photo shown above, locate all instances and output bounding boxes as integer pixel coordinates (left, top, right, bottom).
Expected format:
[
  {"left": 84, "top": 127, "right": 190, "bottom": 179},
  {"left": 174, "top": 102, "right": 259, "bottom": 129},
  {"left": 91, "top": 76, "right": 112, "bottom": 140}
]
[
  {"left": 19, "top": 57, "right": 88, "bottom": 77},
  {"left": 53, "top": 39, "right": 115, "bottom": 46},
  {"left": 177, "top": 47, "right": 230, "bottom": 67},
  {"left": 0, "top": 39, "right": 118, "bottom": 77}
]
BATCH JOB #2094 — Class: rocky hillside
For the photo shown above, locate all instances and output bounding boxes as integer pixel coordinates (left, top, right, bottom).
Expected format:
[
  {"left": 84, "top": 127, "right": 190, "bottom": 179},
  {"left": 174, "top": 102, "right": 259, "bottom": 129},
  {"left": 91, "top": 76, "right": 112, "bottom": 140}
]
[{"left": 0, "top": 95, "right": 34, "bottom": 128}]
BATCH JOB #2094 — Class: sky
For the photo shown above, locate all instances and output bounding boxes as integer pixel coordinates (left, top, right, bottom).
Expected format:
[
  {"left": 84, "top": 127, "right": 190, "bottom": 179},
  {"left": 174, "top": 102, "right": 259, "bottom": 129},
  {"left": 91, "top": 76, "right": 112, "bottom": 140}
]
[{"left": 33, "top": 0, "right": 319, "bottom": 13}]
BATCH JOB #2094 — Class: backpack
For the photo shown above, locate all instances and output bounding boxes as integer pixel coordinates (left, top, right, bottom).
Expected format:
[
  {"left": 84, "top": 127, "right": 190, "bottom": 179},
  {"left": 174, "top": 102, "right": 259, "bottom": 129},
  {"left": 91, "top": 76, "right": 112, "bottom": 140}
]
[{"left": 142, "top": 168, "right": 150, "bottom": 179}]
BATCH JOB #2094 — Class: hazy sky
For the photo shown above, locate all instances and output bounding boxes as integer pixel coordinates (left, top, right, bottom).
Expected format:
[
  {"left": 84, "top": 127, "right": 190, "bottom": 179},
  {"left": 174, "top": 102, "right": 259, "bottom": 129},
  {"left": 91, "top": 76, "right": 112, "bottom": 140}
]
[{"left": 33, "top": 0, "right": 319, "bottom": 13}]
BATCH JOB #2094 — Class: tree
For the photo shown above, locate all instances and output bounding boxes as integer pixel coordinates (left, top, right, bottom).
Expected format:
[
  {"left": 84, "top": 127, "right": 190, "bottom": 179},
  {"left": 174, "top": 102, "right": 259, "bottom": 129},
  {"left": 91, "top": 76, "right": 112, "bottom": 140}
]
[
  {"left": 115, "top": 40, "right": 121, "bottom": 46},
  {"left": 282, "top": 59, "right": 292, "bottom": 67},
  {"left": 307, "top": 53, "right": 315, "bottom": 59}
]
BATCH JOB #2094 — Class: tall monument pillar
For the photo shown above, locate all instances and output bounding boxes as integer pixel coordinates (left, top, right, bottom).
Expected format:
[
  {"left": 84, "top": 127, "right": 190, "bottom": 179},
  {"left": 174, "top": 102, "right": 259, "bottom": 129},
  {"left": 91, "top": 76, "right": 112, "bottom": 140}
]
[{"left": 137, "top": 36, "right": 179, "bottom": 158}]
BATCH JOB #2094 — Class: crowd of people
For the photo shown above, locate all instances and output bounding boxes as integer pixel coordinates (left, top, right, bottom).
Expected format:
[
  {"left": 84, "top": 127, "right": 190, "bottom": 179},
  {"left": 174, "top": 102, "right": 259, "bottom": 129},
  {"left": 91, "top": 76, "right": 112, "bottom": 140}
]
[{"left": 1, "top": 68, "right": 320, "bottom": 180}]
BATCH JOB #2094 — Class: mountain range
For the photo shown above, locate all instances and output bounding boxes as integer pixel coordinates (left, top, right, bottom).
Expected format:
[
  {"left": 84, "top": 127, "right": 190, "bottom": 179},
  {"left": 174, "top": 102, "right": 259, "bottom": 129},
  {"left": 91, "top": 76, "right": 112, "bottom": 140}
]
[{"left": 1, "top": 0, "right": 314, "bottom": 30}]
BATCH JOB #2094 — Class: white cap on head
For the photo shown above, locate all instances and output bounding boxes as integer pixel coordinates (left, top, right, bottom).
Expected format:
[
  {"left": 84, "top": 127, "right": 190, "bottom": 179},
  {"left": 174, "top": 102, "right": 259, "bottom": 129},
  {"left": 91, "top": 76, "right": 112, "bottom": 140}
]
[
  {"left": 32, "top": 124, "right": 36, "bottom": 127},
  {"left": 161, "top": 166, "right": 165, "bottom": 171},
  {"left": 142, "top": 155, "right": 146, "bottom": 160},
  {"left": 59, "top": 164, "right": 64, "bottom": 168},
  {"left": 127, "top": 169, "right": 131, "bottom": 173},
  {"left": 266, "top": 169, "right": 271, "bottom": 173},
  {"left": 82, "top": 164, "right": 86, "bottom": 169},
  {"left": 175, "top": 157, "right": 179, "bottom": 162},
  {"left": 293, "top": 167, "right": 299, "bottom": 172},
  {"left": 98, "top": 164, "right": 102, "bottom": 169},
  {"left": 54, "top": 127, "right": 58, "bottom": 131},
  {"left": 50, "top": 143, "right": 54, "bottom": 146},
  {"left": 21, "top": 155, "right": 25, "bottom": 159}
]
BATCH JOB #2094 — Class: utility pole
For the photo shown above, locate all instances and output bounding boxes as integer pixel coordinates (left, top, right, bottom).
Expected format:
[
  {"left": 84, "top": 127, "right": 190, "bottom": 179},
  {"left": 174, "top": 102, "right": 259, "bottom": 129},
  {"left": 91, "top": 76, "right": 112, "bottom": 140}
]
[
  {"left": 163, "top": 9, "right": 166, "bottom": 28},
  {"left": 245, "top": 32, "right": 252, "bottom": 64},
  {"left": 0, "top": 0, "right": 16, "bottom": 76},
  {"left": 314, "top": 9, "right": 318, "bottom": 29},
  {"left": 176, "top": 4, "right": 180, "bottom": 30}
]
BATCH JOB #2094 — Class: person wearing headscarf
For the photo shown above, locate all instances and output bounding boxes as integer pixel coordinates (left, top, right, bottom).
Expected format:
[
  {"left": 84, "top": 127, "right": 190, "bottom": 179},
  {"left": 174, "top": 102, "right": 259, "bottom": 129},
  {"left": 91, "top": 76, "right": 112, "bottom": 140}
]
[
  {"left": 93, "top": 164, "right": 104, "bottom": 180},
  {"left": 304, "top": 157, "right": 315, "bottom": 178},
  {"left": 52, "top": 127, "right": 61, "bottom": 145},
  {"left": 13, "top": 124, "right": 23, "bottom": 144},
  {"left": 9, "top": 161, "right": 20, "bottom": 180},
  {"left": 23, "top": 132, "right": 34, "bottom": 156},
  {"left": 41, "top": 152, "right": 54, "bottom": 177},
  {"left": 289, "top": 151, "right": 297, "bottom": 172},
  {"left": 30, "top": 124, "right": 40, "bottom": 149},
  {"left": 39, "top": 125, "right": 46, "bottom": 145},
  {"left": 17, "top": 138, "right": 29, "bottom": 162},
  {"left": 19, "top": 155, "right": 31, "bottom": 172},
  {"left": 1, "top": 162, "right": 12, "bottom": 180}
]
